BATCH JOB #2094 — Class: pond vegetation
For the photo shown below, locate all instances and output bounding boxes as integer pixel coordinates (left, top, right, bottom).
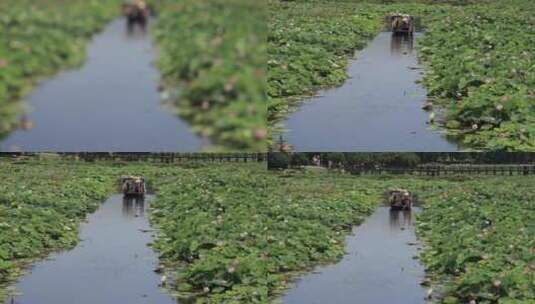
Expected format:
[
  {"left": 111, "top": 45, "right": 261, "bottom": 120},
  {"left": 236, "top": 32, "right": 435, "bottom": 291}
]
[
  {"left": 1, "top": 158, "right": 533, "bottom": 303},
  {"left": 0, "top": 0, "right": 121, "bottom": 138},
  {"left": 0, "top": 0, "right": 266, "bottom": 151},
  {"left": 268, "top": 0, "right": 535, "bottom": 150}
]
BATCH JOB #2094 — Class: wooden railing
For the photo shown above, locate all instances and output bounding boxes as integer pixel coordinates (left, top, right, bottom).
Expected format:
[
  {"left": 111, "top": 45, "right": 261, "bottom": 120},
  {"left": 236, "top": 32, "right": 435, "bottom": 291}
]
[
  {"left": 0, "top": 152, "right": 267, "bottom": 163},
  {"left": 347, "top": 164, "right": 535, "bottom": 176}
]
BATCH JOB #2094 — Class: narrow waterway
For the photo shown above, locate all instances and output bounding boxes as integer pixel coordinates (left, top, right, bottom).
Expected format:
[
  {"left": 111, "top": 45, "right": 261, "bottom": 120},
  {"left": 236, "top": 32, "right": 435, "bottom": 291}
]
[
  {"left": 280, "top": 32, "right": 459, "bottom": 152},
  {"left": 282, "top": 207, "right": 427, "bottom": 304},
  {"left": 0, "top": 19, "right": 204, "bottom": 152},
  {"left": 4, "top": 195, "right": 176, "bottom": 304}
]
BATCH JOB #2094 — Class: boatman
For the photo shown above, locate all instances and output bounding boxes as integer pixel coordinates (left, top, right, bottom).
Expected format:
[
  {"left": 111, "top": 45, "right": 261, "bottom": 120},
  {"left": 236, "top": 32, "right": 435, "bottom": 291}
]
[
  {"left": 123, "top": 0, "right": 150, "bottom": 29},
  {"left": 401, "top": 191, "right": 411, "bottom": 209},
  {"left": 133, "top": 0, "right": 147, "bottom": 10}
]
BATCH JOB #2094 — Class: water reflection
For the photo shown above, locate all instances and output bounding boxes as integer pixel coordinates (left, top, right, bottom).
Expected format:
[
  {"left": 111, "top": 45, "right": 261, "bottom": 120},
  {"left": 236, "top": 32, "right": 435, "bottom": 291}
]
[
  {"left": 126, "top": 18, "right": 148, "bottom": 35},
  {"left": 122, "top": 195, "right": 146, "bottom": 217},
  {"left": 389, "top": 209, "right": 413, "bottom": 229},
  {"left": 390, "top": 33, "right": 414, "bottom": 55}
]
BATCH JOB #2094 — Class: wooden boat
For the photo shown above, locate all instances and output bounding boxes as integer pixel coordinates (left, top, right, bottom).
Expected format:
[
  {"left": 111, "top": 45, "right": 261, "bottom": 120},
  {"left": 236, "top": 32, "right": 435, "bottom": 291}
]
[{"left": 120, "top": 176, "right": 146, "bottom": 196}]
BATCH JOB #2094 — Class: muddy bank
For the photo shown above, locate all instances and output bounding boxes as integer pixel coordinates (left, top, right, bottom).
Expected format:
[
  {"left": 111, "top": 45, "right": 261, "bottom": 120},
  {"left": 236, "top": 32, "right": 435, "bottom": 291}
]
[
  {"left": 282, "top": 207, "right": 427, "bottom": 304},
  {"left": 0, "top": 19, "right": 204, "bottom": 152},
  {"left": 4, "top": 195, "right": 175, "bottom": 304},
  {"left": 279, "top": 32, "right": 459, "bottom": 152}
]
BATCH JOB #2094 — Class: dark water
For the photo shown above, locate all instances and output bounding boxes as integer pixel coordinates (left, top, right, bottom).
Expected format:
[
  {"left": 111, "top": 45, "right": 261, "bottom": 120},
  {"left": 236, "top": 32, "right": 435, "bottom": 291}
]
[
  {"left": 282, "top": 207, "right": 427, "bottom": 304},
  {"left": 4, "top": 195, "right": 176, "bottom": 304},
  {"left": 0, "top": 19, "right": 204, "bottom": 152},
  {"left": 280, "top": 32, "right": 459, "bottom": 152}
]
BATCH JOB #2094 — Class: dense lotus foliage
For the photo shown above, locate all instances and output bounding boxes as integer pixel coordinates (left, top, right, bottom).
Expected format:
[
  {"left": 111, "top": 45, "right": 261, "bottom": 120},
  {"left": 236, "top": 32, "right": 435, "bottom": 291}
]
[
  {"left": 2, "top": 158, "right": 533, "bottom": 303},
  {"left": 149, "top": 0, "right": 267, "bottom": 151},
  {"left": 150, "top": 164, "right": 382, "bottom": 303},
  {"left": 417, "top": 178, "right": 535, "bottom": 303},
  {"left": 417, "top": 1, "right": 535, "bottom": 150}
]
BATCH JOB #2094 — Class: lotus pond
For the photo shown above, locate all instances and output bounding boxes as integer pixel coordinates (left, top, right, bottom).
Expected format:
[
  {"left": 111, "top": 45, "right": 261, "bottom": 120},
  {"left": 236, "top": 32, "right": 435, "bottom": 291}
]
[
  {"left": 0, "top": 0, "right": 122, "bottom": 137},
  {"left": 268, "top": 0, "right": 535, "bottom": 150},
  {"left": 0, "top": 0, "right": 266, "bottom": 151},
  {"left": 0, "top": 158, "right": 533, "bottom": 303}
]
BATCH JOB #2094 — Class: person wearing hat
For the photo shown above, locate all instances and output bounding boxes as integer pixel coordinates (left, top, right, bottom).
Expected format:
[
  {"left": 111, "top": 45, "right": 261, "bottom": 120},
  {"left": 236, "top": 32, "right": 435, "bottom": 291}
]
[
  {"left": 133, "top": 0, "right": 147, "bottom": 10},
  {"left": 123, "top": 0, "right": 149, "bottom": 26},
  {"left": 401, "top": 191, "right": 411, "bottom": 210}
]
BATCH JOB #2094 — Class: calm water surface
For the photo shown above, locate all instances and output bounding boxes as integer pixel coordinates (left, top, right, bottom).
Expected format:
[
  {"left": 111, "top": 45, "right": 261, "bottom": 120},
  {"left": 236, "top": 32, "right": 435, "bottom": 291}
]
[{"left": 0, "top": 20, "right": 204, "bottom": 152}]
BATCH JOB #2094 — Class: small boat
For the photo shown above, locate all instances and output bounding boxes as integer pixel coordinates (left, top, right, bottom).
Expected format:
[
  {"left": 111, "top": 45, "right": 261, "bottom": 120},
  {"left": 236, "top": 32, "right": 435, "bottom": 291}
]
[
  {"left": 388, "top": 188, "right": 412, "bottom": 211},
  {"left": 388, "top": 13, "right": 415, "bottom": 36},
  {"left": 120, "top": 176, "right": 146, "bottom": 196},
  {"left": 122, "top": 1, "right": 150, "bottom": 27}
]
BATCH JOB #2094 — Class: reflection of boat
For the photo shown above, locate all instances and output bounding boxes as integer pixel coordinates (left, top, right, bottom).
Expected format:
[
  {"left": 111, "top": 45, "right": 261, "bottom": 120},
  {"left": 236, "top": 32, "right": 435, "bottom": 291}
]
[
  {"left": 389, "top": 209, "right": 412, "bottom": 229},
  {"left": 390, "top": 33, "right": 414, "bottom": 55},
  {"left": 122, "top": 196, "right": 145, "bottom": 217}
]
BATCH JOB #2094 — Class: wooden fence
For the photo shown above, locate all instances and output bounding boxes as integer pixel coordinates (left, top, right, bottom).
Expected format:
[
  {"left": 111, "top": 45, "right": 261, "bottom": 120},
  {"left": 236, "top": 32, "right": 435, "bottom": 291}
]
[
  {"left": 347, "top": 164, "right": 535, "bottom": 176},
  {"left": 0, "top": 152, "right": 267, "bottom": 163}
]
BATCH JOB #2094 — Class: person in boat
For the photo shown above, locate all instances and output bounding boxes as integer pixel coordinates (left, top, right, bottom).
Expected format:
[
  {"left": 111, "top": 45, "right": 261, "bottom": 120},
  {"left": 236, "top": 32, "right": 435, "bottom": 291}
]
[
  {"left": 390, "top": 14, "right": 414, "bottom": 35},
  {"left": 134, "top": 178, "right": 143, "bottom": 193},
  {"left": 133, "top": 0, "right": 147, "bottom": 10},
  {"left": 124, "top": 0, "right": 147, "bottom": 9},
  {"left": 122, "top": 180, "right": 130, "bottom": 193},
  {"left": 400, "top": 191, "right": 412, "bottom": 209},
  {"left": 123, "top": 0, "right": 149, "bottom": 27}
]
